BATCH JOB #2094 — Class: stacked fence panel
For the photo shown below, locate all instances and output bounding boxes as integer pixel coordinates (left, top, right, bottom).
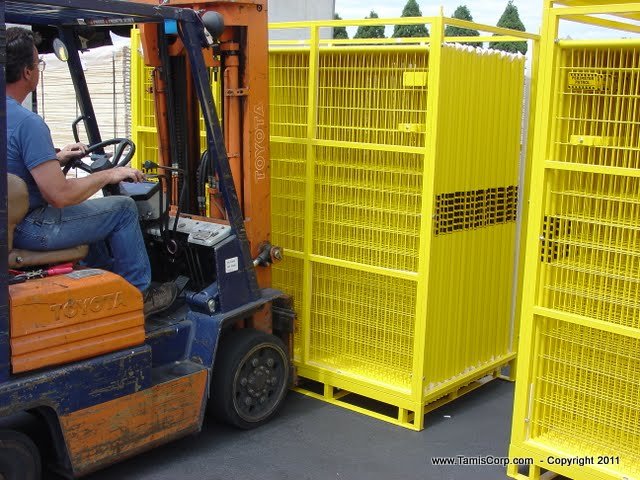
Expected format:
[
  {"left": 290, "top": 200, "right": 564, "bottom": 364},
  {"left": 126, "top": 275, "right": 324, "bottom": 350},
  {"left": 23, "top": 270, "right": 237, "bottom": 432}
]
[
  {"left": 509, "top": 30, "right": 640, "bottom": 480},
  {"left": 270, "top": 42, "right": 526, "bottom": 430}
]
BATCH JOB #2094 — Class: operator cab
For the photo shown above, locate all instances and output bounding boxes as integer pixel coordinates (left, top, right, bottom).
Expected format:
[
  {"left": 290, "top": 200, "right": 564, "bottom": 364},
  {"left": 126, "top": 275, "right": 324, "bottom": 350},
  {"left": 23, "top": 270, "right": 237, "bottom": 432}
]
[
  {"left": 5, "top": 0, "right": 281, "bottom": 375},
  {"left": 8, "top": 5, "right": 236, "bottom": 293}
]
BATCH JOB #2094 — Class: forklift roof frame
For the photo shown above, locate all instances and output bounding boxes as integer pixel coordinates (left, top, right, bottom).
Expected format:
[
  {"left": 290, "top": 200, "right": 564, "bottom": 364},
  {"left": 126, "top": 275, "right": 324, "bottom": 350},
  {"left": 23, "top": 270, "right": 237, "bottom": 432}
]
[{"left": 5, "top": 0, "right": 188, "bottom": 27}]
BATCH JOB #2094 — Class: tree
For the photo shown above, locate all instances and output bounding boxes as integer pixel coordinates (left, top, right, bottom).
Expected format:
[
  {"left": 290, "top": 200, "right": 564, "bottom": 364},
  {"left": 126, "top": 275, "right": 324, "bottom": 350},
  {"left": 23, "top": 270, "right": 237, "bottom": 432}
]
[
  {"left": 333, "top": 13, "right": 349, "bottom": 40},
  {"left": 392, "top": 0, "right": 429, "bottom": 38},
  {"left": 354, "top": 11, "right": 386, "bottom": 39},
  {"left": 489, "top": 1, "right": 527, "bottom": 54},
  {"left": 444, "top": 5, "right": 481, "bottom": 48}
]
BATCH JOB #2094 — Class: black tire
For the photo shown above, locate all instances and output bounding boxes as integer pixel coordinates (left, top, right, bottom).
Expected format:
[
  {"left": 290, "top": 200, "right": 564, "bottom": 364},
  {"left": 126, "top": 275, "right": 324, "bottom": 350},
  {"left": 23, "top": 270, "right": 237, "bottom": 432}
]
[
  {"left": 0, "top": 430, "right": 41, "bottom": 480},
  {"left": 210, "top": 329, "right": 290, "bottom": 429}
]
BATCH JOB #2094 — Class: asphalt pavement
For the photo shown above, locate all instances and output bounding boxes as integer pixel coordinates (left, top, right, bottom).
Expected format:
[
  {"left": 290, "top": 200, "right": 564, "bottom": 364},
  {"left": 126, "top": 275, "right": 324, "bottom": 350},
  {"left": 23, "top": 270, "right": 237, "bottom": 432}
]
[{"left": 76, "top": 379, "right": 520, "bottom": 480}]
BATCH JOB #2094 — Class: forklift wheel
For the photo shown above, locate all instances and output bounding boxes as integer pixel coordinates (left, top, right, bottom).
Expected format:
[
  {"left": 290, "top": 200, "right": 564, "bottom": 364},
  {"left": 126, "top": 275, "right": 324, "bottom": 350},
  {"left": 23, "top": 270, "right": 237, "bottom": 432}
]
[
  {"left": 0, "top": 430, "right": 41, "bottom": 480},
  {"left": 210, "top": 329, "right": 290, "bottom": 429}
]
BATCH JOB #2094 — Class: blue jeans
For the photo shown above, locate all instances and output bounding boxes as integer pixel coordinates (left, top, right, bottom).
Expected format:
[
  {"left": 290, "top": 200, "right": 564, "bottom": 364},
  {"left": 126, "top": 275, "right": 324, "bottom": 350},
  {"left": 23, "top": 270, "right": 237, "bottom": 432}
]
[{"left": 14, "top": 196, "right": 151, "bottom": 292}]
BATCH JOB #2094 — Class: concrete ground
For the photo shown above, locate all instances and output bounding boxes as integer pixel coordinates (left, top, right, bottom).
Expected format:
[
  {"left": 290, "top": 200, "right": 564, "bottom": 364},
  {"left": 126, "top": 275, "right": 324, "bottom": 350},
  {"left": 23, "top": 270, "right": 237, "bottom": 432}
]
[{"left": 77, "top": 379, "right": 521, "bottom": 480}]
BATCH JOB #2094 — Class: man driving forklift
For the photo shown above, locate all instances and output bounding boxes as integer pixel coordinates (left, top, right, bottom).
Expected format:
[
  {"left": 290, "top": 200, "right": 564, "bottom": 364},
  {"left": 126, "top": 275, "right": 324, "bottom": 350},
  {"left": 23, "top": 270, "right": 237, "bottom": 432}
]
[{"left": 6, "top": 27, "right": 176, "bottom": 315}]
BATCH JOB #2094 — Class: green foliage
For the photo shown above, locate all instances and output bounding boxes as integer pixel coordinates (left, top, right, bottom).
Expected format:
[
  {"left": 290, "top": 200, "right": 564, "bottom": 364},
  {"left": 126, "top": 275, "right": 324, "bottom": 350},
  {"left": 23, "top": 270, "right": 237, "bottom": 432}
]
[
  {"left": 444, "top": 5, "right": 481, "bottom": 47},
  {"left": 489, "top": 1, "right": 528, "bottom": 54},
  {"left": 354, "top": 11, "right": 386, "bottom": 39},
  {"left": 333, "top": 13, "right": 349, "bottom": 40},
  {"left": 392, "top": 0, "right": 429, "bottom": 38}
]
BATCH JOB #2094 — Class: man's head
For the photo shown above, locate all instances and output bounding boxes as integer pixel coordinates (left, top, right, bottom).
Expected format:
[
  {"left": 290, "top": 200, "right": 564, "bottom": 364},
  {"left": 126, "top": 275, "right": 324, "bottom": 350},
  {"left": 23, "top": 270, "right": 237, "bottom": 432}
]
[{"left": 6, "top": 27, "right": 41, "bottom": 94}]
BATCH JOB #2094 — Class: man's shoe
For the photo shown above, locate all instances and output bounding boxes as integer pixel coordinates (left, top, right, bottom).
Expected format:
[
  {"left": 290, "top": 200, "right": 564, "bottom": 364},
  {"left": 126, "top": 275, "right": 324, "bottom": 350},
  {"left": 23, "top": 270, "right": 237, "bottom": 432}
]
[{"left": 143, "top": 282, "right": 178, "bottom": 316}]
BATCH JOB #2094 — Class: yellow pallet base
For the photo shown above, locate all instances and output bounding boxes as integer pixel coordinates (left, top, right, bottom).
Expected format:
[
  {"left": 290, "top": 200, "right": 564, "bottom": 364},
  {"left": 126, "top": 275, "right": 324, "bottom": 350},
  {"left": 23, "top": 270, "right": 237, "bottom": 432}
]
[
  {"left": 293, "top": 357, "right": 515, "bottom": 431},
  {"left": 507, "top": 465, "right": 561, "bottom": 480}
]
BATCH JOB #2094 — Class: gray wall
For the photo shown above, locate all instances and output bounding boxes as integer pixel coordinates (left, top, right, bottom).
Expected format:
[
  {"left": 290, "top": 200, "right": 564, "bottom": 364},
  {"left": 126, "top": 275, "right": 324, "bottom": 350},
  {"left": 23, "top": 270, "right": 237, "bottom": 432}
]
[{"left": 268, "top": 0, "right": 335, "bottom": 40}]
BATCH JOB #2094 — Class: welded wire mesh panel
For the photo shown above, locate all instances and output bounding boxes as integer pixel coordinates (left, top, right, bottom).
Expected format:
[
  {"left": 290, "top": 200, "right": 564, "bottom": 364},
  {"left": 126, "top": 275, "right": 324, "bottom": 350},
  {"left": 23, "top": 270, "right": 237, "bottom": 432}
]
[
  {"left": 132, "top": 130, "right": 160, "bottom": 168},
  {"left": 316, "top": 48, "right": 429, "bottom": 147},
  {"left": 529, "top": 317, "right": 640, "bottom": 478},
  {"left": 270, "top": 41, "right": 526, "bottom": 426},
  {"left": 512, "top": 25, "right": 640, "bottom": 477},
  {"left": 313, "top": 146, "right": 423, "bottom": 272},
  {"left": 420, "top": 45, "right": 523, "bottom": 389},
  {"left": 553, "top": 46, "right": 640, "bottom": 169},
  {"left": 130, "top": 30, "right": 157, "bottom": 171},
  {"left": 309, "top": 263, "right": 416, "bottom": 391},
  {"left": 271, "top": 142, "right": 306, "bottom": 252},
  {"left": 540, "top": 171, "right": 640, "bottom": 329},
  {"left": 269, "top": 50, "right": 309, "bottom": 139},
  {"left": 138, "top": 66, "right": 156, "bottom": 131},
  {"left": 128, "top": 44, "right": 155, "bottom": 132}
]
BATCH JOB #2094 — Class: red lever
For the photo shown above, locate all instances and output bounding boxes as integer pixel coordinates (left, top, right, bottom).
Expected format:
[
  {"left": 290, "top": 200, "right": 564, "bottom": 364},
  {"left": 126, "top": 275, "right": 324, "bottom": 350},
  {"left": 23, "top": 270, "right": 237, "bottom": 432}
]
[{"left": 46, "top": 266, "right": 74, "bottom": 277}]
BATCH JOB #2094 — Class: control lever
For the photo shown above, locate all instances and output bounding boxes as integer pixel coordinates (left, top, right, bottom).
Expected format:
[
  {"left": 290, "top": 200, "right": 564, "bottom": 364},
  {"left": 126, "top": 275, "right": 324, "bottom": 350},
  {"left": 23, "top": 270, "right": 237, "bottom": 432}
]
[{"left": 143, "top": 160, "right": 184, "bottom": 174}]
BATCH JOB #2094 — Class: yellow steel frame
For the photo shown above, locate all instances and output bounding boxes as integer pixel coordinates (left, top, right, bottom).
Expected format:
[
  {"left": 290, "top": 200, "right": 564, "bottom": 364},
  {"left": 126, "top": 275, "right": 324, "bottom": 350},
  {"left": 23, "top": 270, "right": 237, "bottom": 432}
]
[
  {"left": 269, "top": 15, "right": 538, "bottom": 430},
  {"left": 130, "top": 28, "right": 159, "bottom": 172},
  {"left": 129, "top": 14, "right": 538, "bottom": 432},
  {"left": 509, "top": 1, "right": 640, "bottom": 479}
]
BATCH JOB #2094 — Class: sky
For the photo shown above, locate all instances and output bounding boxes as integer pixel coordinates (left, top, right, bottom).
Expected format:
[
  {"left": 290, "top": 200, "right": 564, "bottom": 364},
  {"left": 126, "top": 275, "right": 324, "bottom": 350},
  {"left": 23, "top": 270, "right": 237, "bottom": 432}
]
[{"left": 333, "top": 0, "right": 633, "bottom": 40}]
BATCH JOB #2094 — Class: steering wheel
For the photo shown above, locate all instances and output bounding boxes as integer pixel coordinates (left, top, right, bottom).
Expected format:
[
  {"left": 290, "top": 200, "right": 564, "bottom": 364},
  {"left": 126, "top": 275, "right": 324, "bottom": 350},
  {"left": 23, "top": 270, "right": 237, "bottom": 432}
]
[{"left": 62, "top": 138, "right": 136, "bottom": 175}]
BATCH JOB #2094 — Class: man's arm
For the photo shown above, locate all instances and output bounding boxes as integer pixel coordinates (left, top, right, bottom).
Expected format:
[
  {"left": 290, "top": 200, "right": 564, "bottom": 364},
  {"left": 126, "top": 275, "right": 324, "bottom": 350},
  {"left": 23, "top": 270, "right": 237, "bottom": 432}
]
[{"left": 30, "top": 160, "right": 145, "bottom": 208}]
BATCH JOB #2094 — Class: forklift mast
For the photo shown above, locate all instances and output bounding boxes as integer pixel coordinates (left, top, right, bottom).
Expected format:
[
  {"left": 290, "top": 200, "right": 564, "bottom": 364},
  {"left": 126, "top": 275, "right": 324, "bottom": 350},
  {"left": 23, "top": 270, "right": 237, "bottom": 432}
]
[{"left": 136, "top": 0, "right": 273, "bottom": 292}]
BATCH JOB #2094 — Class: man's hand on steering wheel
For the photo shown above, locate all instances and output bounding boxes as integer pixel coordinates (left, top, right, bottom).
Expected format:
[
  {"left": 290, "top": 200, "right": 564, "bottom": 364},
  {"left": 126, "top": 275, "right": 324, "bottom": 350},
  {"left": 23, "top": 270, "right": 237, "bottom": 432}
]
[
  {"left": 108, "top": 167, "right": 145, "bottom": 184},
  {"left": 62, "top": 138, "right": 136, "bottom": 175},
  {"left": 57, "top": 142, "right": 88, "bottom": 166}
]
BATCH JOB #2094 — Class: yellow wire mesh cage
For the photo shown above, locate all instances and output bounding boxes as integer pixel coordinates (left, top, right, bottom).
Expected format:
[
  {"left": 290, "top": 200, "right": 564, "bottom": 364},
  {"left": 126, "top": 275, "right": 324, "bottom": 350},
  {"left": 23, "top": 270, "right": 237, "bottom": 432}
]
[
  {"left": 130, "top": 29, "right": 158, "bottom": 171},
  {"left": 509, "top": 2, "right": 640, "bottom": 479},
  {"left": 129, "top": 18, "right": 535, "bottom": 431},
  {"left": 270, "top": 17, "right": 533, "bottom": 430}
]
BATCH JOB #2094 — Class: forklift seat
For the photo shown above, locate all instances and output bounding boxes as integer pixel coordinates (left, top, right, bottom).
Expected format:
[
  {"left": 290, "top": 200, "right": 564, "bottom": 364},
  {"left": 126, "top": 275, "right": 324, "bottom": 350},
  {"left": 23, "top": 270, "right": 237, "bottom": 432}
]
[{"left": 8, "top": 174, "right": 89, "bottom": 268}]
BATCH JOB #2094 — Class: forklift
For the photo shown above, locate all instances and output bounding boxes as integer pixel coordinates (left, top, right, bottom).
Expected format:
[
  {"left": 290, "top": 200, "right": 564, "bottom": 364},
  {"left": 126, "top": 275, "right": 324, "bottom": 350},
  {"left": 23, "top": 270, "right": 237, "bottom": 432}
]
[{"left": 0, "top": 0, "right": 294, "bottom": 478}]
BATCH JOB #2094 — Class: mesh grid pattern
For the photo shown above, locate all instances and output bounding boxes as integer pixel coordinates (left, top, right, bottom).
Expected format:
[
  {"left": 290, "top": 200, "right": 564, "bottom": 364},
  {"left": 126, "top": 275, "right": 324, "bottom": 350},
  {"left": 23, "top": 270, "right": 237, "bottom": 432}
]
[
  {"left": 554, "top": 47, "right": 640, "bottom": 169},
  {"left": 133, "top": 130, "right": 160, "bottom": 169},
  {"left": 309, "top": 263, "right": 416, "bottom": 391},
  {"left": 531, "top": 317, "right": 640, "bottom": 478},
  {"left": 313, "top": 146, "right": 423, "bottom": 272},
  {"left": 140, "top": 66, "right": 156, "bottom": 130},
  {"left": 518, "top": 42, "right": 640, "bottom": 476},
  {"left": 271, "top": 142, "right": 306, "bottom": 253},
  {"left": 316, "top": 49, "right": 429, "bottom": 147},
  {"left": 541, "top": 171, "right": 640, "bottom": 329},
  {"left": 269, "top": 51, "right": 309, "bottom": 139}
]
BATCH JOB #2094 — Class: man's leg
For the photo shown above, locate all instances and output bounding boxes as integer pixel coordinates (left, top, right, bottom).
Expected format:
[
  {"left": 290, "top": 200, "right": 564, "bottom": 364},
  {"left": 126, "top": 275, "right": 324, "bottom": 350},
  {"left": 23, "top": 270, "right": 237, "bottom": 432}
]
[
  {"left": 83, "top": 240, "right": 114, "bottom": 271},
  {"left": 14, "top": 196, "right": 151, "bottom": 291}
]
